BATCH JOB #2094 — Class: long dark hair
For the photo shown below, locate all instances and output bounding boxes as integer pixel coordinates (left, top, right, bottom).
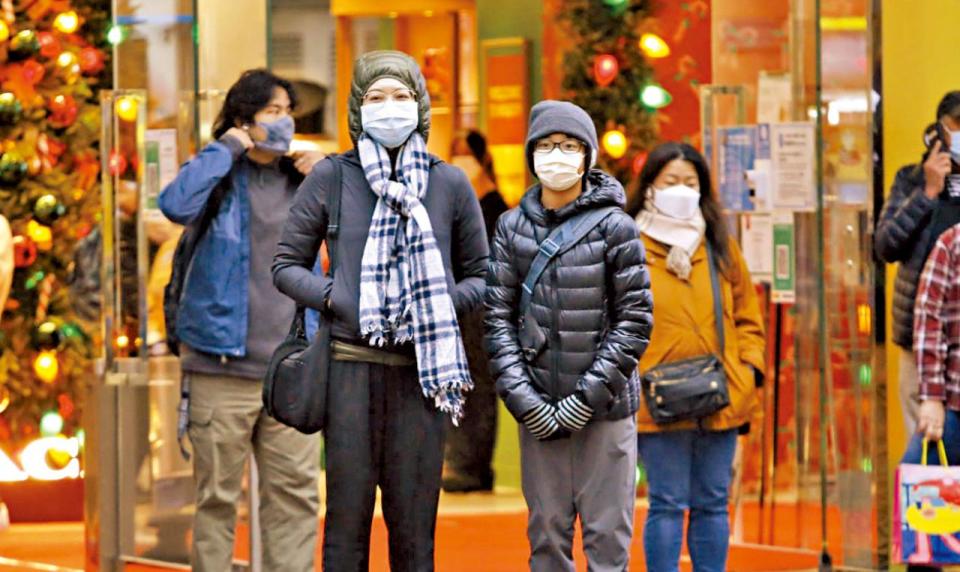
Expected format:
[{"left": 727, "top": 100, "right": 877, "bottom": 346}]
[
  {"left": 626, "top": 142, "right": 732, "bottom": 271},
  {"left": 212, "top": 69, "right": 298, "bottom": 139}
]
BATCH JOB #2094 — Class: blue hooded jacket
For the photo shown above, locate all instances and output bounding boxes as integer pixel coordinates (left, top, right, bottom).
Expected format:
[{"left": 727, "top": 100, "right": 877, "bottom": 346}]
[{"left": 159, "top": 140, "right": 254, "bottom": 358}]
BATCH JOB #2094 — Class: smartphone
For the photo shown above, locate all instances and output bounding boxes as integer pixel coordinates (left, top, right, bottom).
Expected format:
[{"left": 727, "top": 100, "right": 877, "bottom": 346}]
[{"left": 928, "top": 123, "right": 951, "bottom": 153}]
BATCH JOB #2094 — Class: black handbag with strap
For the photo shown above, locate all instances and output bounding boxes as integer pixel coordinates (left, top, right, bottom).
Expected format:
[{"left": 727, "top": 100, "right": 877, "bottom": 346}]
[
  {"left": 641, "top": 244, "right": 731, "bottom": 425},
  {"left": 262, "top": 156, "right": 342, "bottom": 435}
]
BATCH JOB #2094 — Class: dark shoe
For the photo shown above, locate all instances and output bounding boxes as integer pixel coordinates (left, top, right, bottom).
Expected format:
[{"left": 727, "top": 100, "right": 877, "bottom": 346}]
[{"left": 442, "top": 471, "right": 493, "bottom": 493}]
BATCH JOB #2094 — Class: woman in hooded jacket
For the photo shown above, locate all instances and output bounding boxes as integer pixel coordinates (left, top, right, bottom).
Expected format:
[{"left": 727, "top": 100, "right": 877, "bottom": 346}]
[{"left": 272, "top": 51, "right": 488, "bottom": 571}]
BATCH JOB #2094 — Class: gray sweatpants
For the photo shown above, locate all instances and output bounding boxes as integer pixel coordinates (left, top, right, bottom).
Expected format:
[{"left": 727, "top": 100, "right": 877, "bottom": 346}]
[{"left": 519, "top": 415, "right": 637, "bottom": 572}]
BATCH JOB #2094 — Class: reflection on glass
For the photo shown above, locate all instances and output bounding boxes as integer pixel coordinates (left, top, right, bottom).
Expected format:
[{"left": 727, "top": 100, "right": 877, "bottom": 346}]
[{"left": 708, "top": 0, "right": 879, "bottom": 565}]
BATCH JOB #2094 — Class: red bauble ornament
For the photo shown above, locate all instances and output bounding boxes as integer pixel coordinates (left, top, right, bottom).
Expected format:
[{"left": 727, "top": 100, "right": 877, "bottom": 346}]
[
  {"left": 594, "top": 54, "right": 619, "bottom": 88},
  {"left": 108, "top": 150, "right": 128, "bottom": 176},
  {"left": 78, "top": 47, "right": 105, "bottom": 74},
  {"left": 12, "top": 234, "right": 38, "bottom": 268},
  {"left": 37, "top": 32, "right": 62, "bottom": 59},
  {"left": 48, "top": 94, "right": 78, "bottom": 128}
]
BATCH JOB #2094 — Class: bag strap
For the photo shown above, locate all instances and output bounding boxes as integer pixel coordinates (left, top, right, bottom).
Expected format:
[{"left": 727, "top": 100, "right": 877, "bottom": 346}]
[
  {"left": 520, "top": 206, "right": 617, "bottom": 315},
  {"left": 326, "top": 155, "right": 343, "bottom": 275},
  {"left": 291, "top": 155, "right": 343, "bottom": 336},
  {"left": 922, "top": 438, "right": 950, "bottom": 466},
  {"left": 705, "top": 243, "right": 725, "bottom": 354}
]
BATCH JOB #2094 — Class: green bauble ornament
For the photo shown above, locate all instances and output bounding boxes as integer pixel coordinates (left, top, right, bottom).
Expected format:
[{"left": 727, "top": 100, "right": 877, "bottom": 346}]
[
  {"left": 9, "top": 30, "right": 40, "bottom": 61},
  {"left": 32, "top": 321, "right": 62, "bottom": 350},
  {"left": 0, "top": 93, "right": 22, "bottom": 125},
  {"left": 0, "top": 152, "right": 28, "bottom": 185},
  {"left": 33, "top": 193, "right": 66, "bottom": 225}
]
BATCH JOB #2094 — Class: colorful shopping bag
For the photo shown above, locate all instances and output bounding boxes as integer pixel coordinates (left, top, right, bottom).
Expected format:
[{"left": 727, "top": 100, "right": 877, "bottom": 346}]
[{"left": 894, "top": 440, "right": 960, "bottom": 565}]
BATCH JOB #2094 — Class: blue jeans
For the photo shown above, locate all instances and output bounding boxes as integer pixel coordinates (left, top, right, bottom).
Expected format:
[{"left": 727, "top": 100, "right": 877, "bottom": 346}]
[{"left": 637, "top": 429, "right": 738, "bottom": 572}]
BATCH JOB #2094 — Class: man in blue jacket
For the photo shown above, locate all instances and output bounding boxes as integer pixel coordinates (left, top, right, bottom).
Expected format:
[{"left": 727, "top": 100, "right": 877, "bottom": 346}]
[{"left": 159, "top": 70, "right": 324, "bottom": 572}]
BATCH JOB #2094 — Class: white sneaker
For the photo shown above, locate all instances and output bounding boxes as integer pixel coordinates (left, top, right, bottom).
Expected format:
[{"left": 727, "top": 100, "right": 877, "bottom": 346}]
[{"left": 0, "top": 502, "right": 9, "bottom": 530}]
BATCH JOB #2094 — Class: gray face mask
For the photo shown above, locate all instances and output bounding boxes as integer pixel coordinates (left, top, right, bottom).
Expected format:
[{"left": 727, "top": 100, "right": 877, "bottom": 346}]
[{"left": 253, "top": 115, "right": 295, "bottom": 155}]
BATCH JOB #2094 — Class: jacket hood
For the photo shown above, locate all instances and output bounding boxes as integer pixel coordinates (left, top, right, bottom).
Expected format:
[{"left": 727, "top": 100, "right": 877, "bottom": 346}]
[
  {"left": 520, "top": 169, "right": 625, "bottom": 225},
  {"left": 348, "top": 50, "right": 431, "bottom": 145}
]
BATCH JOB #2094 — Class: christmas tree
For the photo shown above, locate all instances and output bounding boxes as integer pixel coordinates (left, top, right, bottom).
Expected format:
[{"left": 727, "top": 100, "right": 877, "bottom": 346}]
[
  {"left": 557, "top": 0, "right": 662, "bottom": 184},
  {"left": 0, "top": 0, "right": 110, "bottom": 451}
]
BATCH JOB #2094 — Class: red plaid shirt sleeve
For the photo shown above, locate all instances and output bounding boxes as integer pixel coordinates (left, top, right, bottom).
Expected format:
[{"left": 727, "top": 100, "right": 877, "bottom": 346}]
[{"left": 915, "top": 231, "right": 958, "bottom": 401}]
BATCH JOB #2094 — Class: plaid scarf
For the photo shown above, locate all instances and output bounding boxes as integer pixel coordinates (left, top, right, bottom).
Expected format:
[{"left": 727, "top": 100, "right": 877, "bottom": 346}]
[{"left": 357, "top": 132, "right": 472, "bottom": 422}]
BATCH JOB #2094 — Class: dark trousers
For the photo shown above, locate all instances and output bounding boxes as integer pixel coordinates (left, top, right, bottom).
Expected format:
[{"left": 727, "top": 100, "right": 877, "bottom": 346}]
[
  {"left": 323, "top": 358, "right": 446, "bottom": 572},
  {"left": 444, "top": 309, "right": 498, "bottom": 483}
]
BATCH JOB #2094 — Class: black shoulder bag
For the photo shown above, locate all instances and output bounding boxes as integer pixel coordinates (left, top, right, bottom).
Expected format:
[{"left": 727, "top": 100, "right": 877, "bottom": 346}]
[
  {"left": 262, "top": 156, "right": 342, "bottom": 435},
  {"left": 641, "top": 245, "right": 731, "bottom": 425}
]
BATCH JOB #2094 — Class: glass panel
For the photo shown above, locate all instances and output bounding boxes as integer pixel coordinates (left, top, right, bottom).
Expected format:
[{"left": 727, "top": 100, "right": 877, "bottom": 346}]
[
  {"left": 708, "top": 0, "right": 881, "bottom": 565},
  {"left": 107, "top": 4, "right": 258, "bottom": 568},
  {"left": 817, "top": 0, "right": 880, "bottom": 567}
]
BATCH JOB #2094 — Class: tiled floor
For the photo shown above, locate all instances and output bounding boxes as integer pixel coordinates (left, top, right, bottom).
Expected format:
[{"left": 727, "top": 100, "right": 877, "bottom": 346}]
[{"left": 0, "top": 490, "right": 826, "bottom": 571}]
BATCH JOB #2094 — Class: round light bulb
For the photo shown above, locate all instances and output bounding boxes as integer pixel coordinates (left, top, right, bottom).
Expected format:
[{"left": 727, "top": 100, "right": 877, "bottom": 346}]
[{"left": 53, "top": 11, "right": 80, "bottom": 34}]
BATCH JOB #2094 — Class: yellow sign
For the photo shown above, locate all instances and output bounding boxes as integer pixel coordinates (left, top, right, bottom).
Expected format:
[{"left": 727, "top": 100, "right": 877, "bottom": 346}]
[{"left": 0, "top": 437, "right": 82, "bottom": 482}]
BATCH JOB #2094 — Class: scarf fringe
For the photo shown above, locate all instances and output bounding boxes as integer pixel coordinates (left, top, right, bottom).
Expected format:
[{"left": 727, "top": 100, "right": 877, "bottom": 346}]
[{"left": 356, "top": 132, "right": 472, "bottom": 419}]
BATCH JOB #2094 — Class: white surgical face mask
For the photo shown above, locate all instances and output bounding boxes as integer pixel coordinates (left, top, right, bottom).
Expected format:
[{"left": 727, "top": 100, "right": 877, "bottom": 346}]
[
  {"left": 361, "top": 100, "right": 419, "bottom": 148},
  {"left": 652, "top": 184, "right": 701, "bottom": 220},
  {"left": 949, "top": 129, "right": 960, "bottom": 163},
  {"left": 534, "top": 149, "right": 585, "bottom": 191}
]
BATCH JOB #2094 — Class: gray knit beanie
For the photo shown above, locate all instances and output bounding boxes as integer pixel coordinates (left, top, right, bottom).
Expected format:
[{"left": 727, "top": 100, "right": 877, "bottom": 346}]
[{"left": 524, "top": 100, "right": 598, "bottom": 175}]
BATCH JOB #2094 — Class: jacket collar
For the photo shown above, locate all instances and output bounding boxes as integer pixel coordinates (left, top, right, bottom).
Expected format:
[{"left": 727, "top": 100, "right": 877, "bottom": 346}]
[{"left": 520, "top": 169, "right": 625, "bottom": 226}]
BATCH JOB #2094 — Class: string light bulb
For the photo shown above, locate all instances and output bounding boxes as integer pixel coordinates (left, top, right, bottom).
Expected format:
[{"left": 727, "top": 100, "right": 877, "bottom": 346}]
[
  {"left": 640, "top": 84, "right": 673, "bottom": 109},
  {"left": 602, "top": 129, "right": 628, "bottom": 159},
  {"left": 53, "top": 11, "right": 80, "bottom": 34},
  {"left": 593, "top": 54, "right": 619, "bottom": 88},
  {"left": 40, "top": 411, "right": 64, "bottom": 437},
  {"left": 639, "top": 33, "right": 671, "bottom": 58},
  {"left": 115, "top": 96, "right": 138, "bottom": 122},
  {"left": 34, "top": 351, "right": 59, "bottom": 383}
]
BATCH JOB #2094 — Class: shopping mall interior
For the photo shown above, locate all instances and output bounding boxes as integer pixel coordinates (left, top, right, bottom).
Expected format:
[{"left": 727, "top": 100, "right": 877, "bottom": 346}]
[{"left": 0, "top": 0, "right": 958, "bottom": 570}]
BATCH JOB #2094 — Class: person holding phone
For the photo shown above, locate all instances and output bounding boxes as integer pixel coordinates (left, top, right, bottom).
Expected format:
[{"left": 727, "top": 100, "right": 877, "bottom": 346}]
[
  {"left": 876, "top": 91, "right": 960, "bottom": 437},
  {"left": 158, "top": 69, "right": 325, "bottom": 572}
]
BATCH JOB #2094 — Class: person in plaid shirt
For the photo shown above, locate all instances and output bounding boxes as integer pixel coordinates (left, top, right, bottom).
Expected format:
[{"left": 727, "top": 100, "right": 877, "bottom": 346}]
[
  {"left": 906, "top": 223, "right": 960, "bottom": 572},
  {"left": 910, "top": 224, "right": 960, "bottom": 456}
]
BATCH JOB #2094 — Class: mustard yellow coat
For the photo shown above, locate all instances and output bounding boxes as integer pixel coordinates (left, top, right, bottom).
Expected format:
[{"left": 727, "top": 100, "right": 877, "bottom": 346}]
[{"left": 637, "top": 235, "right": 766, "bottom": 433}]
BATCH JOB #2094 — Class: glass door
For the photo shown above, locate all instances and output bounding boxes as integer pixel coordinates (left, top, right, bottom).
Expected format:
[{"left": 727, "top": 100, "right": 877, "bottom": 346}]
[
  {"left": 705, "top": 0, "right": 882, "bottom": 566},
  {"left": 87, "top": 2, "right": 268, "bottom": 569}
]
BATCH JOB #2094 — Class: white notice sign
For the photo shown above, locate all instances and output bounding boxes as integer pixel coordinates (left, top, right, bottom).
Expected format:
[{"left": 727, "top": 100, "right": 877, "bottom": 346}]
[
  {"left": 770, "top": 122, "right": 816, "bottom": 212},
  {"left": 740, "top": 213, "right": 773, "bottom": 283}
]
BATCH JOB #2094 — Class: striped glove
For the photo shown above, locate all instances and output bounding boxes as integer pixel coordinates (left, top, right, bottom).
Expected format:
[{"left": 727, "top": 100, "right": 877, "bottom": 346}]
[
  {"left": 556, "top": 393, "right": 593, "bottom": 432},
  {"left": 522, "top": 402, "right": 560, "bottom": 440}
]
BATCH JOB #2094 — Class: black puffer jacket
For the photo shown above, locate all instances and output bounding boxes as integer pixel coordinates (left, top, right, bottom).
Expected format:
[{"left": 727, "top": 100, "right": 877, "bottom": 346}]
[
  {"left": 875, "top": 164, "right": 960, "bottom": 348},
  {"left": 485, "top": 171, "right": 653, "bottom": 421}
]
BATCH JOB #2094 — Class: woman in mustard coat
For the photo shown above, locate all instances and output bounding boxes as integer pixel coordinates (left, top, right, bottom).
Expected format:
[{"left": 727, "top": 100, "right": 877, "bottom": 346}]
[{"left": 626, "top": 143, "right": 765, "bottom": 572}]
